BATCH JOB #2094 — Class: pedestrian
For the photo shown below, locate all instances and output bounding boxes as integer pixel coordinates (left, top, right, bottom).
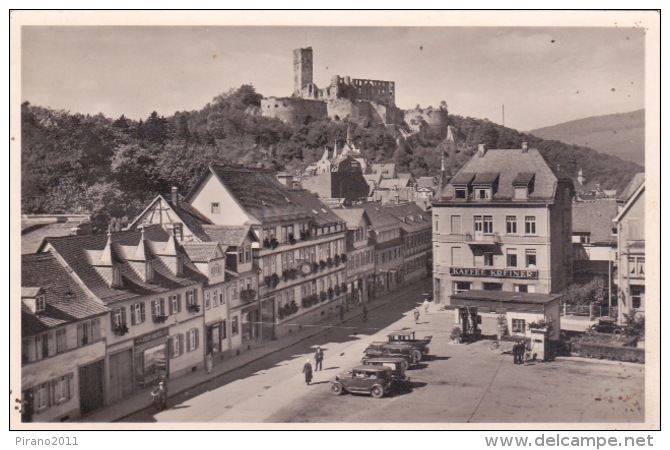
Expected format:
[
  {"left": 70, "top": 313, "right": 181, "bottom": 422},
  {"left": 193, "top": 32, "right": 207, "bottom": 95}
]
[
  {"left": 423, "top": 298, "right": 430, "bottom": 315},
  {"left": 205, "top": 351, "right": 213, "bottom": 374},
  {"left": 362, "top": 305, "right": 368, "bottom": 322},
  {"left": 315, "top": 346, "right": 324, "bottom": 371},
  {"left": 512, "top": 342, "right": 519, "bottom": 364},
  {"left": 413, "top": 308, "right": 420, "bottom": 324},
  {"left": 519, "top": 340, "right": 527, "bottom": 364},
  {"left": 151, "top": 381, "right": 167, "bottom": 412},
  {"left": 302, "top": 359, "right": 313, "bottom": 385}
]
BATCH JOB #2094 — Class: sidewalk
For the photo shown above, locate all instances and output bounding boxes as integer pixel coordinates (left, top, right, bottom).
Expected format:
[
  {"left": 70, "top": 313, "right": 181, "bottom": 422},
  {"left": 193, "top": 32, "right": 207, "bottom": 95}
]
[{"left": 83, "top": 279, "right": 431, "bottom": 422}]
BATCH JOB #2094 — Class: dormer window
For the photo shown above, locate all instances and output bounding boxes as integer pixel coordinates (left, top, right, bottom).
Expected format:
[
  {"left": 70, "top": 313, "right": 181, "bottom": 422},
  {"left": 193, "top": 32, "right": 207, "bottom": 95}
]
[
  {"left": 513, "top": 173, "right": 535, "bottom": 200},
  {"left": 146, "top": 260, "right": 154, "bottom": 282},
  {"left": 35, "top": 294, "right": 46, "bottom": 313},
  {"left": 454, "top": 188, "right": 467, "bottom": 199},
  {"left": 176, "top": 255, "right": 184, "bottom": 276},
  {"left": 112, "top": 266, "right": 123, "bottom": 288},
  {"left": 474, "top": 188, "right": 491, "bottom": 200}
]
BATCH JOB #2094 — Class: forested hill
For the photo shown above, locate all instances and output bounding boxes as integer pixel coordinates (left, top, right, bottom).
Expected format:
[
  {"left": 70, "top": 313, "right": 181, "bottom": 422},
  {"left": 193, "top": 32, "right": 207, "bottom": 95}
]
[
  {"left": 530, "top": 109, "right": 645, "bottom": 165},
  {"left": 21, "top": 85, "right": 642, "bottom": 230}
]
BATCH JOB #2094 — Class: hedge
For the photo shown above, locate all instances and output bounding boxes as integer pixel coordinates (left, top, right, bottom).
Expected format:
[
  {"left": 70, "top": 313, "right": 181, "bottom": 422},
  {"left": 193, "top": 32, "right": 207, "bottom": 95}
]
[{"left": 572, "top": 341, "right": 645, "bottom": 363}]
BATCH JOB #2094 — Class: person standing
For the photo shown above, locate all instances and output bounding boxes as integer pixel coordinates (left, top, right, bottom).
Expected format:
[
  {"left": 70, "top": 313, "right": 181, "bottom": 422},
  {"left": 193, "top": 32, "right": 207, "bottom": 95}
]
[
  {"left": 315, "top": 346, "right": 324, "bottom": 371},
  {"left": 413, "top": 308, "right": 420, "bottom": 324},
  {"left": 302, "top": 359, "right": 313, "bottom": 385},
  {"left": 512, "top": 342, "right": 519, "bottom": 364},
  {"left": 423, "top": 298, "right": 430, "bottom": 315}
]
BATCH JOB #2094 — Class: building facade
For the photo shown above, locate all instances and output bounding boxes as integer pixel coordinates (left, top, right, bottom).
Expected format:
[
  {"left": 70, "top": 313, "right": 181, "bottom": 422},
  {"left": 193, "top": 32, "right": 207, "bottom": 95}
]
[
  {"left": 432, "top": 144, "right": 573, "bottom": 338},
  {"left": 385, "top": 203, "right": 432, "bottom": 285},
  {"left": 613, "top": 174, "right": 645, "bottom": 323}
]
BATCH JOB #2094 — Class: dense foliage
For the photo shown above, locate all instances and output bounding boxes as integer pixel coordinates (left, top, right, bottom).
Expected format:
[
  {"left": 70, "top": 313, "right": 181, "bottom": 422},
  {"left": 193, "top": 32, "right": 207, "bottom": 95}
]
[{"left": 21, "top": 85, "right": 643, "bottom": 230}]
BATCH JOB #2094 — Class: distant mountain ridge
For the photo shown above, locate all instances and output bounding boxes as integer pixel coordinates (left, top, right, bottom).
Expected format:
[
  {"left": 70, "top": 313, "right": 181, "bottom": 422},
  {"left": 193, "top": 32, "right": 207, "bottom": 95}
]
[{"left": 530, "top": 109, "right": 644, "bottom": 165}]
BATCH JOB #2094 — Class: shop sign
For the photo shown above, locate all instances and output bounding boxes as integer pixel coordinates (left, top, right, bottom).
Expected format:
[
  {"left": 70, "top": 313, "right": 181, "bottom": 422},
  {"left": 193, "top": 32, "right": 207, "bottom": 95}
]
[
  {"left": 134, "top": 328, "right": 170, "bottom": 346},
  {"left": 449, "top": 267, "right": 538, "bottom": 279}
]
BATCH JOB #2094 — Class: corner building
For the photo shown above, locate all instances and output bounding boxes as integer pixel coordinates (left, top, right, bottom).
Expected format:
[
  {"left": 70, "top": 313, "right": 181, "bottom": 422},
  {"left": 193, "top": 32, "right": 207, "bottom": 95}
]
[{"left": 432, "top": 144, "right": 573, "bottom": 339}]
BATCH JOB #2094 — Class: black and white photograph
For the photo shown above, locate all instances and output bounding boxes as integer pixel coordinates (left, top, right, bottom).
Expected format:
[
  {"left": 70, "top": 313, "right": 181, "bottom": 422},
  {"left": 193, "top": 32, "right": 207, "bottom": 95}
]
[{"left": 9, "top": 9, "right": 660, "bottom": 436}]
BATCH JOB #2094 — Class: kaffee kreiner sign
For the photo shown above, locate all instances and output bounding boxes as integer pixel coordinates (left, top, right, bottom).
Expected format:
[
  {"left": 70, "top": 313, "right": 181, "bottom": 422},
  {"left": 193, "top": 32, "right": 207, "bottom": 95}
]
[{"left": 449, "top": 267, "right": 538, "bottom": 279}]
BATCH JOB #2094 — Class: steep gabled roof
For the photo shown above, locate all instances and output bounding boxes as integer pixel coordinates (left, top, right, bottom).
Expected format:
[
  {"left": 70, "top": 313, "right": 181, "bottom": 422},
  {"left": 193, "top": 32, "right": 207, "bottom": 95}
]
[
  {"left": 618, "top": 173, "right": 645, "bottom": 203},
  {"left": 572, "top": 200, "right": 618, "bottom": 243},
  {"left": 181, "top": 242, "right": 225, "bottom": 263},
  {"left": 354, "top": 202, "right": 401, "bottom": 232},
  {"left": 44, "top": 225, "right": 206, "bottom": 305},
  {"left": 203, "top": 225, "right": 254, "bottom": 247},
  {"left": 21, "top": 216, "right": 91, "bottom": 254},
  {"left": 286, "top": 190, "right": 344, "bottom": 227},
  {"left": 206, "top": 166, "right": 313, "bottom": 223},
  {"left": 332, "top": 208, "right": 367, "bottom": 230},
  {"left": 440, "top": 148, "right": 560, "bottom": 201},
  {"left": 128, "top": 194, "right": 212, "bottom": 242},
  {"left": 22, "top": 252, "right": 108, "bottom": 336},
  {"left": 384, "top": 202, "right": 431, "bottom": 233}
]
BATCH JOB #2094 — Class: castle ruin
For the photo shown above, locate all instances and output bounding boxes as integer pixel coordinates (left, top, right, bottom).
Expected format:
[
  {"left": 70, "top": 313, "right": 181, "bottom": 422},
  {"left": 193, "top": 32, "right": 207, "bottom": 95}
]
[{"left": 261, "top": 47, "right": 447, "bottom": 129}]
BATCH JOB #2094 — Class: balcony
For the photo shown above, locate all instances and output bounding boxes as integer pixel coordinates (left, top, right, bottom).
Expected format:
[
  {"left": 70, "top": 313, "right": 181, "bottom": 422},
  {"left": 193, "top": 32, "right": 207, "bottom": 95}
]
[{"left": 464, "top": 232, "right": 501, "bottom": 245}]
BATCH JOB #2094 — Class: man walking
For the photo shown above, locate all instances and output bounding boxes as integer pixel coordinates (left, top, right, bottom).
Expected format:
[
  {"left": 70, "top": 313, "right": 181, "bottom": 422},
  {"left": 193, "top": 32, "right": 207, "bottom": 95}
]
[
  {"left": 315, "top": 346, "right": 324, "bottom": 371},
  {"left": 423, "top": 298, "right": 430, "bottom": 315}
]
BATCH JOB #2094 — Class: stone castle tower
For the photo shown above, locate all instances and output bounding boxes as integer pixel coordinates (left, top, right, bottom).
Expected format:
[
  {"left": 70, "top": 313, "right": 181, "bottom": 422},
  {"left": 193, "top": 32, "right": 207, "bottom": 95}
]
[{"left": 293, "top": 47, "right": 313, "bottom": 95}]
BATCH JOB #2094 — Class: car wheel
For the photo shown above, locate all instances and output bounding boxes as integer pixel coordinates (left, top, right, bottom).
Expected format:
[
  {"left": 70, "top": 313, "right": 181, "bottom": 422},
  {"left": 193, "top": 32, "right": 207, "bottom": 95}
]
[
  {"left": 400, "top": 360, "right": 409, "bottom": 371},
  {"left": 331, "top": 383, "right": 344, "bottom": 395},
  {"left": 411, "top": 350, "right": 422, "bottom": 364},
  {"left": 371, "top": 385, "right": 384, "bottom": 398}
]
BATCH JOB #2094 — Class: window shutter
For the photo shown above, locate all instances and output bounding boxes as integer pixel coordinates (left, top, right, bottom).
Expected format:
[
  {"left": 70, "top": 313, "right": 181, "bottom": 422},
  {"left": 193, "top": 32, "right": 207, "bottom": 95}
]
[
  {"left": 140, "top": 302, "right": 146, "bottom": 322},
  {"left": 51, "top": 379, "right": 57, "bottom": 406},
  {"left": 169, "top": 337, "right": 174, "bottom": 358},
  {"left": 177, "top": 294, "right": 182, "bottom": 312},
  {"left": 179, "top": 334, "right": 184, "bottom": 355},
  {"left": 195, "top": 328, "right": 200, "bottom": 350},
  {"left": 68, "top": 373, "right": 74, "bottom": 400},
  {"left": 47, "top": 333, "right": 55, "bottom": 357},
  {"left": 160, "top": 298, "right": 165, "bottom": 315},
  {"left": 121, "top": 307, "right": 127, "bottom": 325},
  {"left": 130, "top": 305, "right": 136, "bottom": 325},
  {"left": 151, "top": 300, "right": 157, "bottom": 318},
  {"left": 194, "top": 289, "right": 198, "bottom": 305}
]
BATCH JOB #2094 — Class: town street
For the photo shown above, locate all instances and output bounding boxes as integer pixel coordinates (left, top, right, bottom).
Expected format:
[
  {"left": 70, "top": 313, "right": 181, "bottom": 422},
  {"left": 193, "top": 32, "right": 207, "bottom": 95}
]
[{"left": 122, "top": 280, "right": 643, "bottom": 424}]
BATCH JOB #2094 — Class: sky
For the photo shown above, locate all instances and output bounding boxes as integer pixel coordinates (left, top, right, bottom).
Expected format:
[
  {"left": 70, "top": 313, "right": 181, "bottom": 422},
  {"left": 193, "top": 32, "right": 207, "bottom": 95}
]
[{"left": 21, "top": 25, "right": 646, "bottom": 131}]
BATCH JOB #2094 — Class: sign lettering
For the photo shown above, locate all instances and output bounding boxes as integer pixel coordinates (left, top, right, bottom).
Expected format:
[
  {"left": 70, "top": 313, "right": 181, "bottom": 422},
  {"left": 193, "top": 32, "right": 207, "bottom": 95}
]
[
  {"left": 134, "top": 327, "right": 170, "bottom": 346},
  {"left": 449, "top": 267, "right": 538, "bottom": 279}
]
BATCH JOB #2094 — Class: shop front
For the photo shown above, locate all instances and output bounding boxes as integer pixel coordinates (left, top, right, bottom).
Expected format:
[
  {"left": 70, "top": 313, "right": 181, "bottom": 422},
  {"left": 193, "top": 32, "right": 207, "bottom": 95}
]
[
  {"left": 207, "top": 321, "right": 223, "bottom": 354},
  {"left": 134, "top": 328, "right": 170, "bottom": 389}
]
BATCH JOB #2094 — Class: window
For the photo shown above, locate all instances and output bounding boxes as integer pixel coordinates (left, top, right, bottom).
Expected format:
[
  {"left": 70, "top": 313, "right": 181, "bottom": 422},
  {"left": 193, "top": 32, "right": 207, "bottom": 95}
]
[
  {"left": 514, "top": 284, "right": 529, "bottom": 293},
  {"left": 35, "top": 383, "right": 50, "bottom": 411},
  {"left": 506, "top": 216, "right": 517, "bottom": 234},
  {"left": 32, "top": 374, "right": 74, "bottom": 413},
  {"left": 450, "top": 215, "right": 461, "bottom": 234},
  {"left": 455, "top": 188, "right": 467, "bottom": 199},
  {"left": 629, "top": 256, "right": 645, "bottom": 278},
  {"left": 56, "top": 328, "right": 67, "bottom": 354},
  {"left": 35, "top": 294, "right": 46, "bottom": 312},
  {"left": 211, "top": 202, "right": 220, "bottom": 214},
  {"left": 53, "top": 375, "right": 70, "bottom": 404},
  {"left": 245, "top": 245, "right": 251, "bottom": 262},
  {"left": 77, "top": 318, "right": 100, "bottom": 347},
  {"left": 484, "top": 252, "right": 494, "bottom": 267},
  {"left": 525, "top": 216, "right": 536, "bottom": 235},
  {"left": 475, "top": 188, "right": 491, "bottom": 199},
  {"left": 169, "top": 294, "right": 181, "bottom": 314},
  {"left": 435, "top": 215, "right": 439, "bottom": 232},
  {"left": 453, "top": 282, "right": 472, "bottom": 294},
  {"left": 152, "top": 298, "right": 166, "bottom": 318},
  {"left": 483, "top": 216, "right": 493, "bottom": 234},
  {"left": 171, "top": 334, "right": 183, "bottom": 358},
  {"left": 112, "top": 307, "right": 126, "bottom": 327},
  {"left": 507, "top": 248, "right": 518, "bottom": 267},
  {"left": 205, "top": 291, "right": 211, "bottom": 310},
  {"left": 483, "top": 282, "right": 502, "bottom": 291},
  {"left": 176, "top": 255, "right": 184, "bottom": 276},
  {"left": 631, "top": 286, "right": 645, "bottom": 309},
  {"left": 211, "top": 264, "right": 221, "bottom": 277},
  {"left": 232, "top": 316, "right": 239, "bottom": 335},
  {"left": 186, "top": 289, "right": 198, "bottom": 306},
  {"left": 187, "top": 328, "right": 199, "bottom": 352},
  {"left": 145, "top": 260, "right": 154, "bottom": 282},
  {"left": 221, "top": 319, "right": 227, "bottom": 339},
  {"left": 526, "top": 249, "right": 537, "bottom": 267},
  {"left": 511, "top": 319, "right": 526, "bottom": 333},
  {"left": 130, "top": 302, "right": 146, "bottom": 325},
  {"left": 514, "top": 186, "right": 528, "bottom": 200},
  {"left": 580, "top": 235, "right": 591, "bottom": 244},
  {"left": 474, "top": 216, "right": 483, "bottom": 233}
]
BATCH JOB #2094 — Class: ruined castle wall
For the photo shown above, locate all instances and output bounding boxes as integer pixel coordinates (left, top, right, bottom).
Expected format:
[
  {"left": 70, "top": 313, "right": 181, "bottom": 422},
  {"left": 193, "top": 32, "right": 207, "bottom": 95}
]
[
  {"left": 404, "top": 108, "right": 448, "bottom": 132},
  {"left": 351, "top": 78, "right": 396, "bottom": 107},
  {"left": 261, "top": 97, "right": 328, "bottom": 123}
]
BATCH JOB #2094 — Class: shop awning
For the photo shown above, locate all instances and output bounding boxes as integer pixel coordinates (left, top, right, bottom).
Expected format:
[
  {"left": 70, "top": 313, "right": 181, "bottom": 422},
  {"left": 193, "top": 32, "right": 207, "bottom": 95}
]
[{"left": 450, "top": 290, "right": 562, "bottom": 313}]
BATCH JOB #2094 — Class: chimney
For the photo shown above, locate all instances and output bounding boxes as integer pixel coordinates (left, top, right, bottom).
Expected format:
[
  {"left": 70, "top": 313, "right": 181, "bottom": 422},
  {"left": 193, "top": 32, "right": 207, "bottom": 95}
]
[
  {"left": 478, "top": 144, "right": 486, "bottom": 157},
  {"left": 171, "top": 187, "right": 179, "bottom": 205},
  {"left": 521, "top": 142, "right": 528, "bottom": 153}
]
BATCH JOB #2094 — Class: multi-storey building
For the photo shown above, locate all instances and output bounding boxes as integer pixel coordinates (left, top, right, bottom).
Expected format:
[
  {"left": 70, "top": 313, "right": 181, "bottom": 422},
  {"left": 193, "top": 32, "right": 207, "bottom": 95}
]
[
  {"left": 333, "top": 208, "right": 376, "bottom": 305},
  {"left": 613, "top": 173, "right": 645, "bottom": 323},
  {"left": 358, "top": 203, "right": 404, "bottom": 295},
  {"left": 185, "top": 166, "right": 347, "bottom": 340},
  {"left": 432, "top": 144, "right": 573, "bottom": 340},
  {"left": 39, "top": 225, "right": 207, "bottom": 405},
  {"left": 385, "top": 203, "right": 432, "bottom": 285},
  {"left": 21, "top": 252, "right": 109, "bottom": 422}
]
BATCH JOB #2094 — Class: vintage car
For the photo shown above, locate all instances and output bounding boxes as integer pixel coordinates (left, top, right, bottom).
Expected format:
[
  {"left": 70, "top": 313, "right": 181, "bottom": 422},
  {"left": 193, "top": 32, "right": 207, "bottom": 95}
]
[
  {"left": 330, "top": 365, "right": 395, "bottom": 398},
  {"left": 361, "top": 357, "right": 412, "bottom": 391},
  {"left": 362, "top": 342, "right": 421, "bottom": 369},
  {"left": 387, "top": 330, "right": 432, "bottom": 358}
]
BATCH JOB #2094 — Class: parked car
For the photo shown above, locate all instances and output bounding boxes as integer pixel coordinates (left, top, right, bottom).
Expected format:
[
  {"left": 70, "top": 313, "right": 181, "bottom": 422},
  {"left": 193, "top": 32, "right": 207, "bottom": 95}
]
[
  {"left": 362, "top": 342, "right": 421, "bottom": 369},
  {"left": 387, "top": 330, "right": 432, "bottom": 358},
  {"left": 330, "top": 365, "right": 395, "bottom": 398},
  {"left": 361, "top": 357, "right": 412, "bottom": 392}
]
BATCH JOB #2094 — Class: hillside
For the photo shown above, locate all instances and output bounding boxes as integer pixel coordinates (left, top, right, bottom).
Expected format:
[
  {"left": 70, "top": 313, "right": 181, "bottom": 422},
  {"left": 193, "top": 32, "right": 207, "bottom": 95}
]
[
  {"left": 21, "top": 85, "right": 643, "bottom": 231},
  {"left": 530, "top": 110, "right": 645, "bottom": 165}
]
